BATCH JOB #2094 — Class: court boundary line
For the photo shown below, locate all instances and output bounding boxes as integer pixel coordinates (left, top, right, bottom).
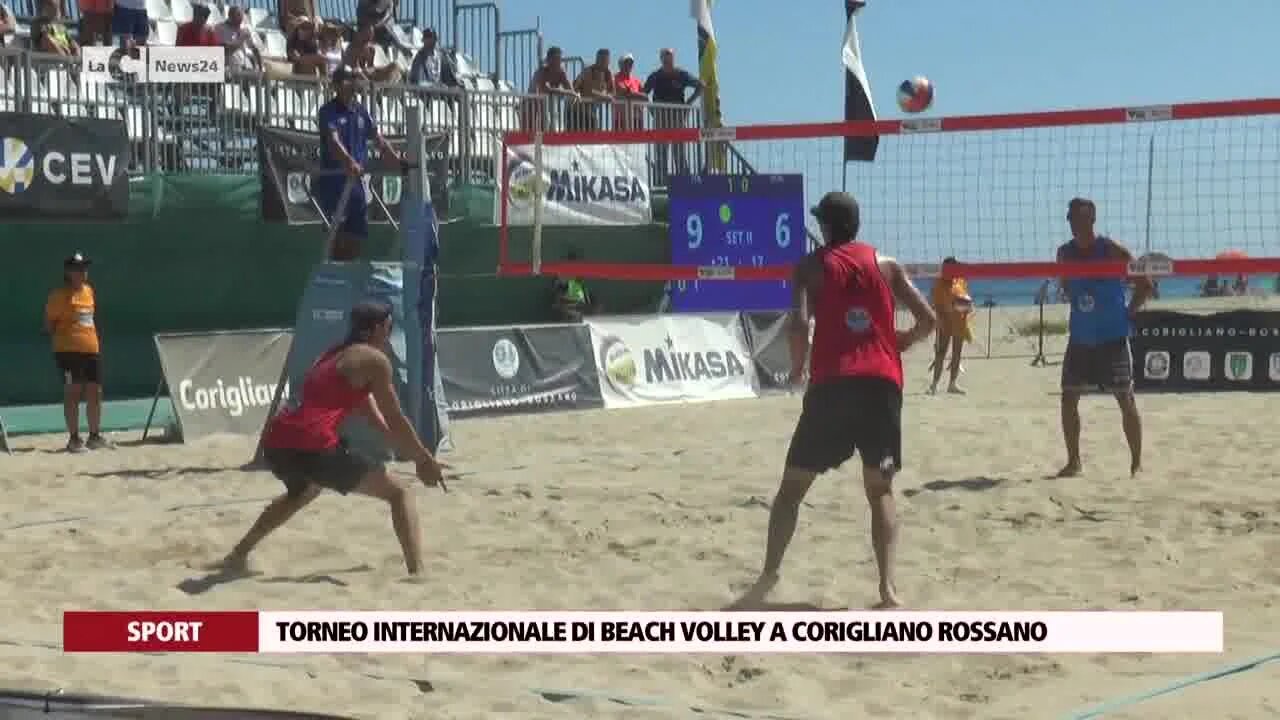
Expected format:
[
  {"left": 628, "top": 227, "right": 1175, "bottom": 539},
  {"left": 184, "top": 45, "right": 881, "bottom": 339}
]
[{"left": 1063, "top": 650, "right": 1280, "bottom": 719}]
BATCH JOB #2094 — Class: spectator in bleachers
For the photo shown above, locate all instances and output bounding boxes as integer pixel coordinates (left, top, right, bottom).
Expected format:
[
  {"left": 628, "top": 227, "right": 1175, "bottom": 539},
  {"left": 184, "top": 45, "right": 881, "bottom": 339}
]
[
  {"left": 286, "top": 17, "right": 327, "bottom": 76},
  {"left": 355, "top": 0, "right": 409, "bottom": 55},
  {"left": 570, "top": 48, "right": 614, "bottom": 131},
  {"left": 521, "top": 46, "right": 575, "bottom": 132},
  {"left": 278, "top": 0, "right": 317, "bottom": 34},
  {"left": 31, "top": 0, "right": 77, "bottom": 57},
  {"left": 612, "top": 52, "right": 647, "bottom": 131},
  {"left": 315, "top": 65, "right": 404, "bottom": 260},
  {"left": 111, "top": 0, "right": 149, "bottom": 47},
  {"left": 407, "top": 27, "right": 457, "bottom": 89},
  {"left": 176, "top": 4, "right": 218, "bottom": 46},
  {"left": 77, "top": 0, "right": 112, "bottom": 47},
  {"left": 643, "top": 48, "right": 702, "bottom": 179},
  {"left": 342, "top": 20, "right": 400, "bottom": 83},
  {"left": 217, "top": 6, "right": 261, "bottom": 73},
  {"left": 0, "top": 3, "right": 15, "bottom": 46},
  {"left": 318, "top": 23, "right": 343, "bottom": 75}
]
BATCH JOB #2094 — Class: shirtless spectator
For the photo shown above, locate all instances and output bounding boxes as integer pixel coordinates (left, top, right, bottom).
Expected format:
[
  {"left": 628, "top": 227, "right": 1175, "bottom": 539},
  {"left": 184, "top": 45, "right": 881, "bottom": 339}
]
[
  {"left": 612, "top": 52, "right": 647, "bottom": 130},
  {"left": 571, "top": 48, "right": 614, "bottom": 131},
  {"left": 521, "top": 46, "right": 576, "bottom": 132},
  {"left": 0, "top": 2, "right": 16, "bottom": 46},
  {"left": 278, "top": 0, "right": 317, "bottom": 33},
  {"left": 342, "top": 20, "right": 401, "bottom": 84},
  {"left": 287, "top": 17, "right": 326, "bottom": 76}
]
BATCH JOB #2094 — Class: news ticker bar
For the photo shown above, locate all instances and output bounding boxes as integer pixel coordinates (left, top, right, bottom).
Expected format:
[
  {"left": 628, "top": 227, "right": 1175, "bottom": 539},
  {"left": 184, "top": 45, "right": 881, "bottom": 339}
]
[{"left": 62, "top": 611, "right": 1224, "bottom": 654}]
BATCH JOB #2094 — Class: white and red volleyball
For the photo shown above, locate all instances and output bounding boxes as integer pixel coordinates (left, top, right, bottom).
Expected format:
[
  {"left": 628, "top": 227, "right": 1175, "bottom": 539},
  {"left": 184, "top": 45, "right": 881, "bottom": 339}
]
[{"left": 897, "top": 76, "right": 934, "bottom": 113}]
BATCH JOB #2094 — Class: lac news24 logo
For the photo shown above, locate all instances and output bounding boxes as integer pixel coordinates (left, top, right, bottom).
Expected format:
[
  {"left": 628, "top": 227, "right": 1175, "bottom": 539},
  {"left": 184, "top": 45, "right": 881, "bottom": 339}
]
[{"left": 81, "top": 46, "right": 223, "bottom": 84}]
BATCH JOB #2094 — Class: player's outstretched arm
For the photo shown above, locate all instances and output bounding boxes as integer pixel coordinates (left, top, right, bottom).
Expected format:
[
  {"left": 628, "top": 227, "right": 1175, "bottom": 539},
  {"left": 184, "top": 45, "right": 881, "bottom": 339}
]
[{"left": 882, "top": 256, "right": 936, "bottom": 351}]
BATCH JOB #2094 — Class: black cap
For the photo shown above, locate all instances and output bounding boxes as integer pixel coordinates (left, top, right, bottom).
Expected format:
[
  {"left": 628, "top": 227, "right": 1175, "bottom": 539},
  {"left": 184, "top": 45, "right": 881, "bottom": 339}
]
[
  {"left": 192, "top": 4, "right": 210, "bottom": 18},
  {"left": 810, "top": 191, "right": 860, "bottom": 238},
  {"left": 64, "top": 252, "right": 91, "bottom": 268}
]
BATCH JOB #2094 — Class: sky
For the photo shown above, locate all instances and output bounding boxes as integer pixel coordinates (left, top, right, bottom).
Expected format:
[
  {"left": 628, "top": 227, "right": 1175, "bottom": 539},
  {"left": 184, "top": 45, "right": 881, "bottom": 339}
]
[
  {"left": 501, "top": 0, "right": 1280, "bottom": 125},
  {"left": 496, "top": 0, "right": 1280, "bottom": 265}
]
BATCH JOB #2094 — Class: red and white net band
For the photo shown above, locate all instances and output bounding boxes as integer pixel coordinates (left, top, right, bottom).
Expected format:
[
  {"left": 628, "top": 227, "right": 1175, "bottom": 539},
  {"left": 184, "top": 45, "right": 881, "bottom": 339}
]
[
  {"left": 497, "top": 97, "right": 1280, "bottom": 281},
  {"left": 62, "top": 610, "right": 1222, "bottom": 654}
]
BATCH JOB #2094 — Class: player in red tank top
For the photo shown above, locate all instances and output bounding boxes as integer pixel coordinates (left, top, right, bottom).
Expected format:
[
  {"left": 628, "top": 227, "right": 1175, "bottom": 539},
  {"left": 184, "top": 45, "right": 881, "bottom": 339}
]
[
  {"left": 217, "top": 302, "right": 449, "bottom": 578},
  {"left": 731, "top": 192, "right": 936, "bottom": 610}
]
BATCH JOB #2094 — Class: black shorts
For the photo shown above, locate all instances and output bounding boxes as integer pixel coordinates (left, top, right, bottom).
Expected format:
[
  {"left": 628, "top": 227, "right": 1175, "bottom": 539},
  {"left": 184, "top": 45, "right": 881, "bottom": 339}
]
[
  {"left": 785, "top": 376, "right": 903, "bottom": 475},
  {"left": 263, "top": 444, "right": 377, "bottom": 498},
  {"left": 55, "top": 352, "right": 101, "bottom": 385},
  {"left": 1062, "top": 339, "right": 1133, "bottom": 394}
]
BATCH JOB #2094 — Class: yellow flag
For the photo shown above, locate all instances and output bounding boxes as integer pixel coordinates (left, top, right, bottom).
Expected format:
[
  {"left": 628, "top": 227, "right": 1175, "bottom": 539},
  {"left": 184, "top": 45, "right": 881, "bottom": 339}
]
[{"left": 692, "top": 0, "right": 726, "bottom": 173}]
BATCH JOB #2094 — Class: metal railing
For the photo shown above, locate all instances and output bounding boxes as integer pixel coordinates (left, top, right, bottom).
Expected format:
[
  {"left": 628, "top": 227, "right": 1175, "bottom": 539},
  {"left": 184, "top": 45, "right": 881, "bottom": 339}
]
[
  {"left": 498, "top": 25, "right": 541, "bottom": 92},
  {"left": 0, "top": 47, "right": 707, "bottom": 189},
  {"left": 453, "top": 1, "right": 497, "bottom": 80}
]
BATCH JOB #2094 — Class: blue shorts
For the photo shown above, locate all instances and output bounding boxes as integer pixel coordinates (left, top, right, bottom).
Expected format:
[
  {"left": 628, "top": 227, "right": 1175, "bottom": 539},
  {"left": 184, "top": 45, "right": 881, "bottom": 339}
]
[
  {"left": 111, "top": 6, "right": 149, "bottom": 41},
  {"left": 314, "top": 177, "right": 369, "bottom": 238}
]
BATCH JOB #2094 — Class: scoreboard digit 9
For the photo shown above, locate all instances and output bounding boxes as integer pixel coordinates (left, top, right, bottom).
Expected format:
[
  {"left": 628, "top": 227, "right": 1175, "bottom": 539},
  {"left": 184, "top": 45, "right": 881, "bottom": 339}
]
[{"left": 668, "top": 174, "right": 806, "bottom": 312}]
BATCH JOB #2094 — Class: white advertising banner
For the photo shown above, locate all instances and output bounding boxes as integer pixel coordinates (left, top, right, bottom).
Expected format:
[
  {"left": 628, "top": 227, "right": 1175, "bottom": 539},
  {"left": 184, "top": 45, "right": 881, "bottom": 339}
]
[
  {"left": 496, "top": 143, "right": 652, "bottom": 226},
  {"left": 587, "top": 314, "right": 760, "bottom": 408}
]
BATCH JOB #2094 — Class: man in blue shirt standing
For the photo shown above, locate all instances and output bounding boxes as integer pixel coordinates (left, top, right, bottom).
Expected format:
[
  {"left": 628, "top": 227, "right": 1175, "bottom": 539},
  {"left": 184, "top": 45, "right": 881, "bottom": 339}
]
[
  {"left": 315, "top": 65, "right": 403, "bottom": 261},
  {"left": 1055, "top": 197, "right": 1153, "bottom": 478}
]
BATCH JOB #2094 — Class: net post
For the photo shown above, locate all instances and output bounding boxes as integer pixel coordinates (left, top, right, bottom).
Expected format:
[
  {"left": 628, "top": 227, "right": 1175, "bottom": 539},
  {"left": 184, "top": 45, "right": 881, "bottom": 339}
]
[
  {"left": 1143, "top": 133, "right": 1156, "bottom": 254},
  {"left": 498, "top": 133, "right": 510, "bottom": 271},
  {"left": 1031, "top": 282, "right": 1049, "bottom": 367},
  {"left": 531, "top": 129, "right": 545, "bottom": 276}
]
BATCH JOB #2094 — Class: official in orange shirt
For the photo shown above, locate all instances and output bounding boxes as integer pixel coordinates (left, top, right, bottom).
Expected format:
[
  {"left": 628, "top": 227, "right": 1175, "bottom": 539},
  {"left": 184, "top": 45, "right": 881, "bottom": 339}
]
[
  {"left": 45, "top": 253, "right": 114, "bottom": 453},
  {"left": 928, "top": 257, "right": 975, "bottom": 395}
]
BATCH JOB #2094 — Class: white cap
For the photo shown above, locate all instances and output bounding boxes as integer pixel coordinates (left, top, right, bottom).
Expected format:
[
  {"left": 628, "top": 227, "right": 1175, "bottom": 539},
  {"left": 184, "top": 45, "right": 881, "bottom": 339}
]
[{"left": 621, "top": 53, "right": 634, "bottom": 62}]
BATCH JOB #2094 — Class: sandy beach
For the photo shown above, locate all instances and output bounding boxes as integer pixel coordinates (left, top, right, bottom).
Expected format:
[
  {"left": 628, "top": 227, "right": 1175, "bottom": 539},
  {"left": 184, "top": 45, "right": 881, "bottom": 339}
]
[{"left": 2, "top": 302, "right": 1278, "bottom": 719}]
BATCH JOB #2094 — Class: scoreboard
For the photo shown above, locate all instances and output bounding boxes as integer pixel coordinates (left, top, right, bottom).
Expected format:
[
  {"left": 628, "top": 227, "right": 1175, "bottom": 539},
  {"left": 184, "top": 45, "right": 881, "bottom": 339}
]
[{"left": 668, "top": 174, "right": 807, "bottom": 312}]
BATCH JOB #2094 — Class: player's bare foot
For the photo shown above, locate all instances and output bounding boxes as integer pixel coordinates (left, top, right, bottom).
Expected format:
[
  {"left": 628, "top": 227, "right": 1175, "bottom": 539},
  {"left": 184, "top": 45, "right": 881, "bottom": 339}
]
[
  {"left": 871, "top": 585, "right": 901, "bottom": 609},
  {"left": 946, "top": 383, "right": 965, "bottom": 395},
  {"left": 726, "top": 572, "right": 779, "bottom": 610},
  {"left": 926, "top": 383, "right": 938, "bottom": 395},
  {"left": 1054, "top": 462, "right": 1082, "bottom": 478},
  {"left": 1130, "top": 461, "right": 1142, "bottom": 477},
  {"left": 217, "top": 553, "right": 253, "bottom": 576}
]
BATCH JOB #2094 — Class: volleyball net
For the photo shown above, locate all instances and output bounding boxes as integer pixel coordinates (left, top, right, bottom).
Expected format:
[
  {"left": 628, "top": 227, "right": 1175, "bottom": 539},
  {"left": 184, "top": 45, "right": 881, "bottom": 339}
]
[{"left": 496, "top": 97, "right": 1280, "bottom": 293}]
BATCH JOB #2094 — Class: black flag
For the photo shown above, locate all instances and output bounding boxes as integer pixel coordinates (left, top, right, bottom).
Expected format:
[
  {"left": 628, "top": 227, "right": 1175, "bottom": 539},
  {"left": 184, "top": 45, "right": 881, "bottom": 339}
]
[{"left": 843, "top": 0, "right": 878, "bottom": 162}]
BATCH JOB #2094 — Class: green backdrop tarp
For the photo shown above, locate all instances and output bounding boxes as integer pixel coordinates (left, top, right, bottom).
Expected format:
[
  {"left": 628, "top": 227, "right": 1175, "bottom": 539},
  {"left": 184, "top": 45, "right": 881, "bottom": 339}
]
[{"left": 0, "top": 175, "right": 669, "bottom": 406}]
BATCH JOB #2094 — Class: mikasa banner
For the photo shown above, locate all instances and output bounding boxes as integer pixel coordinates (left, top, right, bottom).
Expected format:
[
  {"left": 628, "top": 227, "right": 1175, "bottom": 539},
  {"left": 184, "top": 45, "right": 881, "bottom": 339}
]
[
  {"left": 153, "top": 329, "right": 293, "bottom": 441},
  {"left": 496, "top": 143, "right": 652, "bottom": 226},
  {"left": 587, "top": 314, "right": 760, "bottom": 408}
]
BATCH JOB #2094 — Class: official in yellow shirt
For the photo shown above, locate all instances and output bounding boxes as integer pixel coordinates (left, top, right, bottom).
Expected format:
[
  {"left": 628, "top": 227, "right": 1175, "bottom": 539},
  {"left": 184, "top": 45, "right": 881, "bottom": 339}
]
[
  {"left": 928, "top": 257, "right": 975, "bottom": 395},
  {"left": 44, "top": 253, "right": 114, "bottom": 453}
]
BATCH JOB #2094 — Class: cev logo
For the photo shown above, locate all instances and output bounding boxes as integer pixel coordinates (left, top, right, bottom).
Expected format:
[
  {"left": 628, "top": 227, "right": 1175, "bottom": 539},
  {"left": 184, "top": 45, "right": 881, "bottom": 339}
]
[
  {"left": 0, "top": 137, "right": 36, "bottom": 195},
  {"left": 0, "top": 137, "right": 119, "bottom": 193},
  {"left": 845, "top": 307, "right": 872, "bottom": 333}
]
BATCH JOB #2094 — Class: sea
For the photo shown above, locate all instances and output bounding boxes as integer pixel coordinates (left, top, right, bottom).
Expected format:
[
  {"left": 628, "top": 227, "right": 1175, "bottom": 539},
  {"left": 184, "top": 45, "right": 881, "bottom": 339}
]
[{"left": 911, "top": 274, "right": 1278, "bottom": 308}]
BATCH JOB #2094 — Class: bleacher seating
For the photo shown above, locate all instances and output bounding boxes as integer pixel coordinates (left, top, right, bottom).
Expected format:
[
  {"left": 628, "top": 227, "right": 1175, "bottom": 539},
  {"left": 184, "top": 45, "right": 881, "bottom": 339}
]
[{"left": 0, "top": 0, "right": 706, "bottom": 184}]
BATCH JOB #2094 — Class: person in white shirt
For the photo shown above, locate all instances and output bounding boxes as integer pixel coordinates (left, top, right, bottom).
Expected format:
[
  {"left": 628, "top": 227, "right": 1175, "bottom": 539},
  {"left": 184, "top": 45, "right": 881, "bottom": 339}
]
[{"left": 217, "top": 6, "right": 260, "bottom": 73}]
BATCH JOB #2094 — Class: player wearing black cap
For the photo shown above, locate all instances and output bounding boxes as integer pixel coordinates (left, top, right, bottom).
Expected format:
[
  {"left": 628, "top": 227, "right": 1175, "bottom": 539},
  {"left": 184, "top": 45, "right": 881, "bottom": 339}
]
[{"left": 732, "top": 192, "right": 935, "bottom": 610}]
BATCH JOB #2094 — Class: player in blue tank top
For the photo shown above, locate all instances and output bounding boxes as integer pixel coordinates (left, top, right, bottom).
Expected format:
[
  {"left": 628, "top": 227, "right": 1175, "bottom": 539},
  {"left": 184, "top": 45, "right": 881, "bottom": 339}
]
[{"left": 1054, "top": 198, "right": 1153, "bottom": 478}]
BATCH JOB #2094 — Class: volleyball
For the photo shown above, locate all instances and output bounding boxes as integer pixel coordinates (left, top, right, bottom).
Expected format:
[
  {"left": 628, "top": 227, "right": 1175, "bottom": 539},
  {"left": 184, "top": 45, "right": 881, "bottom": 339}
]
[{"left": 897, "top": 76, "right": 934, "bottom": 114}]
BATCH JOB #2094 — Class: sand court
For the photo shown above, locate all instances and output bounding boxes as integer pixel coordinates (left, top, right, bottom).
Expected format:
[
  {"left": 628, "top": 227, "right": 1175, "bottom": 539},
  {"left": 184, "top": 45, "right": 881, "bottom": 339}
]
[{"left": 1, "top": 338, "right": 1278, "bottom": 719}]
